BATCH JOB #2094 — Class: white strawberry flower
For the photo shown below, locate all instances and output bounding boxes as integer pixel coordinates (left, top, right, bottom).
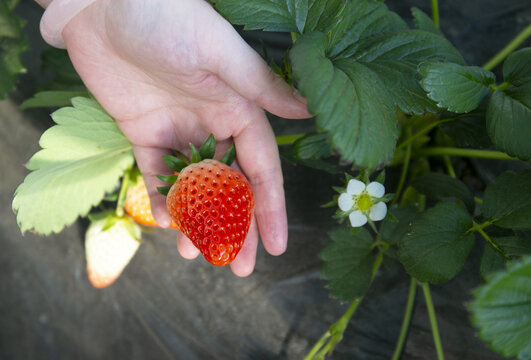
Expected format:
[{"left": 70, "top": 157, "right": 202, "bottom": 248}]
[{"left": 338, "top": 179, "right": 387, "bottom": 227}]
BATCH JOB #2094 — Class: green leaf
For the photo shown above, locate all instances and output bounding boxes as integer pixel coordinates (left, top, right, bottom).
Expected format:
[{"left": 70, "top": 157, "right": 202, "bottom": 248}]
[
  {"left": 214, "top": 0, "right": 351, "bottom": 34},
  {"left": 280, "top": 148, "right": 343, "bottom": 174},
  {"left": 482, "top": 170, "right": 531, "bottom": 229},
  {"left": 290, "top": 1, "right": 463, "bottom": 167},
  {"left": 411, "top": 7, "right": 442, "bottom": 35},
  {"left": 39, "top": 48, "right": 85, "bottom": 91},
  {"left": 480, "top": 243, "right": 506, "bottom": 278},
  {"left": 398, "top": 202, "right": 475, "bottom": 283},
  {"left": 419, "top": 61, "right": 495, "bottom": 113},
  {"left": 291, "top": 32, "right": 396, "bottom": 168},
  {"left": 469, "top": 256, "right": 531, "bottom": 360},
  {"left": 412, "top": 172, "right": 475, "bottom": 212},
  {"left": 486, "top": 48, "right": 531, "bottom": 160},
  {"left": 481, "top": 235, "right": 531, "bottom": 277},
  {"left": 291, "top": 132, "right": 331, "bottom": 160},
  {"left": 212, "top": 0, "right": 298, "bottom": 32},
  {"left": 380, "top": 206, "right": 417, "bottom": 246},
  {"left": 0, "top": 2, "right": 27, "bottom": 98},
  {"left": 503, "top": 47, "right": 531, "bottom": 86},
  {"left": 199, "top": 134, "right": 216, "bottom": 160},
  {"left": 20, "top": 90, "right": 91, "bottom": 109},
  {"left": 487, "top": 83, "right": 531, "bottom": 160},
  {"left": 12, "top": 97, "right": 134, "bottom": 235},
  {"left": 320, "top": 227, "right": 374, "bottom": 301},
  {"left": 439, "top": 113, "right": 492, "bottom": 149}
]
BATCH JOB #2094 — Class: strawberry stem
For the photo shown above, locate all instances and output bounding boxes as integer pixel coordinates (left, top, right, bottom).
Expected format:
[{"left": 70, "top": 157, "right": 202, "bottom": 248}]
[{"left": 116, "top": 167, "right": 132, "bottom": 217}]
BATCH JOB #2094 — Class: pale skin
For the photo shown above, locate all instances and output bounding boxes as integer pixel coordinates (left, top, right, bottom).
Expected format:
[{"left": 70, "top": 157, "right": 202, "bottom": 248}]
[{"left": 39, "top": 0, "right": 310, "bottom": 276}]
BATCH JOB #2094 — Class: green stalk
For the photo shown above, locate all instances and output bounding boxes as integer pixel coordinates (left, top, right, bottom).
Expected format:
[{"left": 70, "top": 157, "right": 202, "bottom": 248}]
[
  {"left": 482, "top": 23, "right": 531, "bottom": 71},
  {"left": 421, "top": 283, "right": 445, "bottom": 360},
  {"left": 305, "top": 252, "right": 384, "bottom": 360},
  {"left": 396, "top": 118, "right": 455, "bottom": 151},
  {"left": 391, "top": 277, "right": 418, "bottom": 360},
  {"left": 276, "top": 133, "right": 304, "bottom": 146},
  {"left": 470, "top": 221, "right": 510, "bottom": 259},
  {"left": 291, "top": 32, "right": 299, "bottom": 44},
  {"left": 9, "top": 0, "right": 20, "bottom": 9},
  {"left": 443, "top": 156, "right": 456, "bottom": 178},
  {"left": 304, "top": 298, "right": 362, "bottom": 360},
  {"left": 392, "top": 128, "right": 413, "bottom": 207},
  {"left": 417, "top": 147, "right": 519, "bottom": 161},
  {"left": 431, "top": 0, "right": 440, "bottom": 28},
  {"left": 116, "top": 168, "right": 132, "bottom": 217}
]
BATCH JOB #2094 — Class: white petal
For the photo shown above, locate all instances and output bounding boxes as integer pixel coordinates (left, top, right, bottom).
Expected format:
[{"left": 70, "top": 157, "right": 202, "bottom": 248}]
[
  {"left": 347, "top": 179, "right": 366, "bottom": 195},
  {"left": 349, "top": 210, "right": 368, "bottom": 227},
  {"left": 369, "top": 202, "right": 387, "bottom": 221},
  {"left": 338, "top": 193, "right": 354, "bottom": 211},
  {"left": 367, "top": 182, "right": 385, "bottom": 198}
]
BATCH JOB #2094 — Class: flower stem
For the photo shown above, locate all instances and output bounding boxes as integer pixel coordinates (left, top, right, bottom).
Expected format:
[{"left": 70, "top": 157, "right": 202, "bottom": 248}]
[
  {"left": 304, "top": 298, "right": 362, "bottom": 360},
  {"left": 482, "top": 23, "right": 531, "bottom": 71},
  {"left": 431, "top": 0, "right": 440, "bottom": 28},
  {"left": 391, "top": 277, "right": 417, "bottom": 360},
  {"left": 417, "top": 147, "right": 519, "bottom": 161},
  {"left": 304, "top": 252, "right": 384, "bottom": 360},
  {"left": 392, "top": 128, "right": 413, "bottom": 207},
  {"left": 276, "top": 133, "right": 304, "bottom": 146},
  {"left": 421, "top": 283, "right": 445, "bottom": 360}
]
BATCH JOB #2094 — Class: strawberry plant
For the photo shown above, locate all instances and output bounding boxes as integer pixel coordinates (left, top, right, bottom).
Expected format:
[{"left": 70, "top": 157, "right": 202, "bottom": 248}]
[{"left": 5, "top": 0, "right": 531, "bottom": 358}]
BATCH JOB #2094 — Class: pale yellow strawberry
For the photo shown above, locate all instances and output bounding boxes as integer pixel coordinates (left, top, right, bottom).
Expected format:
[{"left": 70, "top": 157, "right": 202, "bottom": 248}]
[{"left": 85, "top": 215, "right": 141, "bottom": 288}]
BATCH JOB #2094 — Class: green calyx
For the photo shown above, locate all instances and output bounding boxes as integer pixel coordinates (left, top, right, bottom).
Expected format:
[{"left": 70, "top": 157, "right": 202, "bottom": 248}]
[{"left": 156, "top": 134, "right": 236, "bottom": 195}]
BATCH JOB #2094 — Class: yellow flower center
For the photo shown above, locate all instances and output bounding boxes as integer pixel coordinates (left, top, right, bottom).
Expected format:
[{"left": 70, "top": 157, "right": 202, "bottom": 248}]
[{"left": 357, "top": 193, "right": 372, "bottom": 211}]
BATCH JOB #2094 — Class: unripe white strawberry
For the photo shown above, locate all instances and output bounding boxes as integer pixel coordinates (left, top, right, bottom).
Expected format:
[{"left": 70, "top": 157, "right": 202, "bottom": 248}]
[{"left": 85, "top": 215, "right": 141, "bottom": 288}]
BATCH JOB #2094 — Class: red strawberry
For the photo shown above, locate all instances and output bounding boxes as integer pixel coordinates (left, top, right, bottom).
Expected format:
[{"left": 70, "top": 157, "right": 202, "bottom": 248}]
[
  {"left": 85, "top": 215, "right": 141, "bottom": 288},
  {"left": 124, "top": 175, "right": 179, "bottom": 229},
  {"left": 158, "top": 135, "right": 255, "bottom": 266}
]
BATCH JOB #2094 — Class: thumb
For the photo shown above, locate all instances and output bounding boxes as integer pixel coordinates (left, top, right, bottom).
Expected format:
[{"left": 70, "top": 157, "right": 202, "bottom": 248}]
[{"left": 207, "top": 17, "right": 311, "bottom": 119}]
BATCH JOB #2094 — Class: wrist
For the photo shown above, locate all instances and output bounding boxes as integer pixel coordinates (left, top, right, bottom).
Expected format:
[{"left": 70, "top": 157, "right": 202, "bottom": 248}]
[{"left": 39, "top": 0, "right": 98, "bottom": 48}]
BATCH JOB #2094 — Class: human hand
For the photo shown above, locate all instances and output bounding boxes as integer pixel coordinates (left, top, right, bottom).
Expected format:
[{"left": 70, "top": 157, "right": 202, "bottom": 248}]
[{"left": 59, "top": 0, "right": 310, "bottom": 276}]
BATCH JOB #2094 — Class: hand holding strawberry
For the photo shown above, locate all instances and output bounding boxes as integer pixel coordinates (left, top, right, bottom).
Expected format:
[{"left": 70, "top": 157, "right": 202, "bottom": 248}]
[
  {"left": 60, "top": 0, "right": 310, "bottom": 276},
  {"left": 159, "top": 136, "right": 255, "bottom": 266}
]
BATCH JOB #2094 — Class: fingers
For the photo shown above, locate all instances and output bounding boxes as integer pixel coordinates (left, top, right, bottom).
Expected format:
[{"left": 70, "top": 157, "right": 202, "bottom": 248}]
[
  {"left": 230, "top": 216, "right": 258, "bottom": 277},
  {"left": 208, "top": 20, "right": 311, "bottom": 120},
  {"left": 177, "top": 232, "right": 200, "bottom": 259},
  {"left": 234, "top": 108, "right": 288, "bottom": 256},
  {"left": 132, "top": 145, "right": 173, "bottom": 228}
]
